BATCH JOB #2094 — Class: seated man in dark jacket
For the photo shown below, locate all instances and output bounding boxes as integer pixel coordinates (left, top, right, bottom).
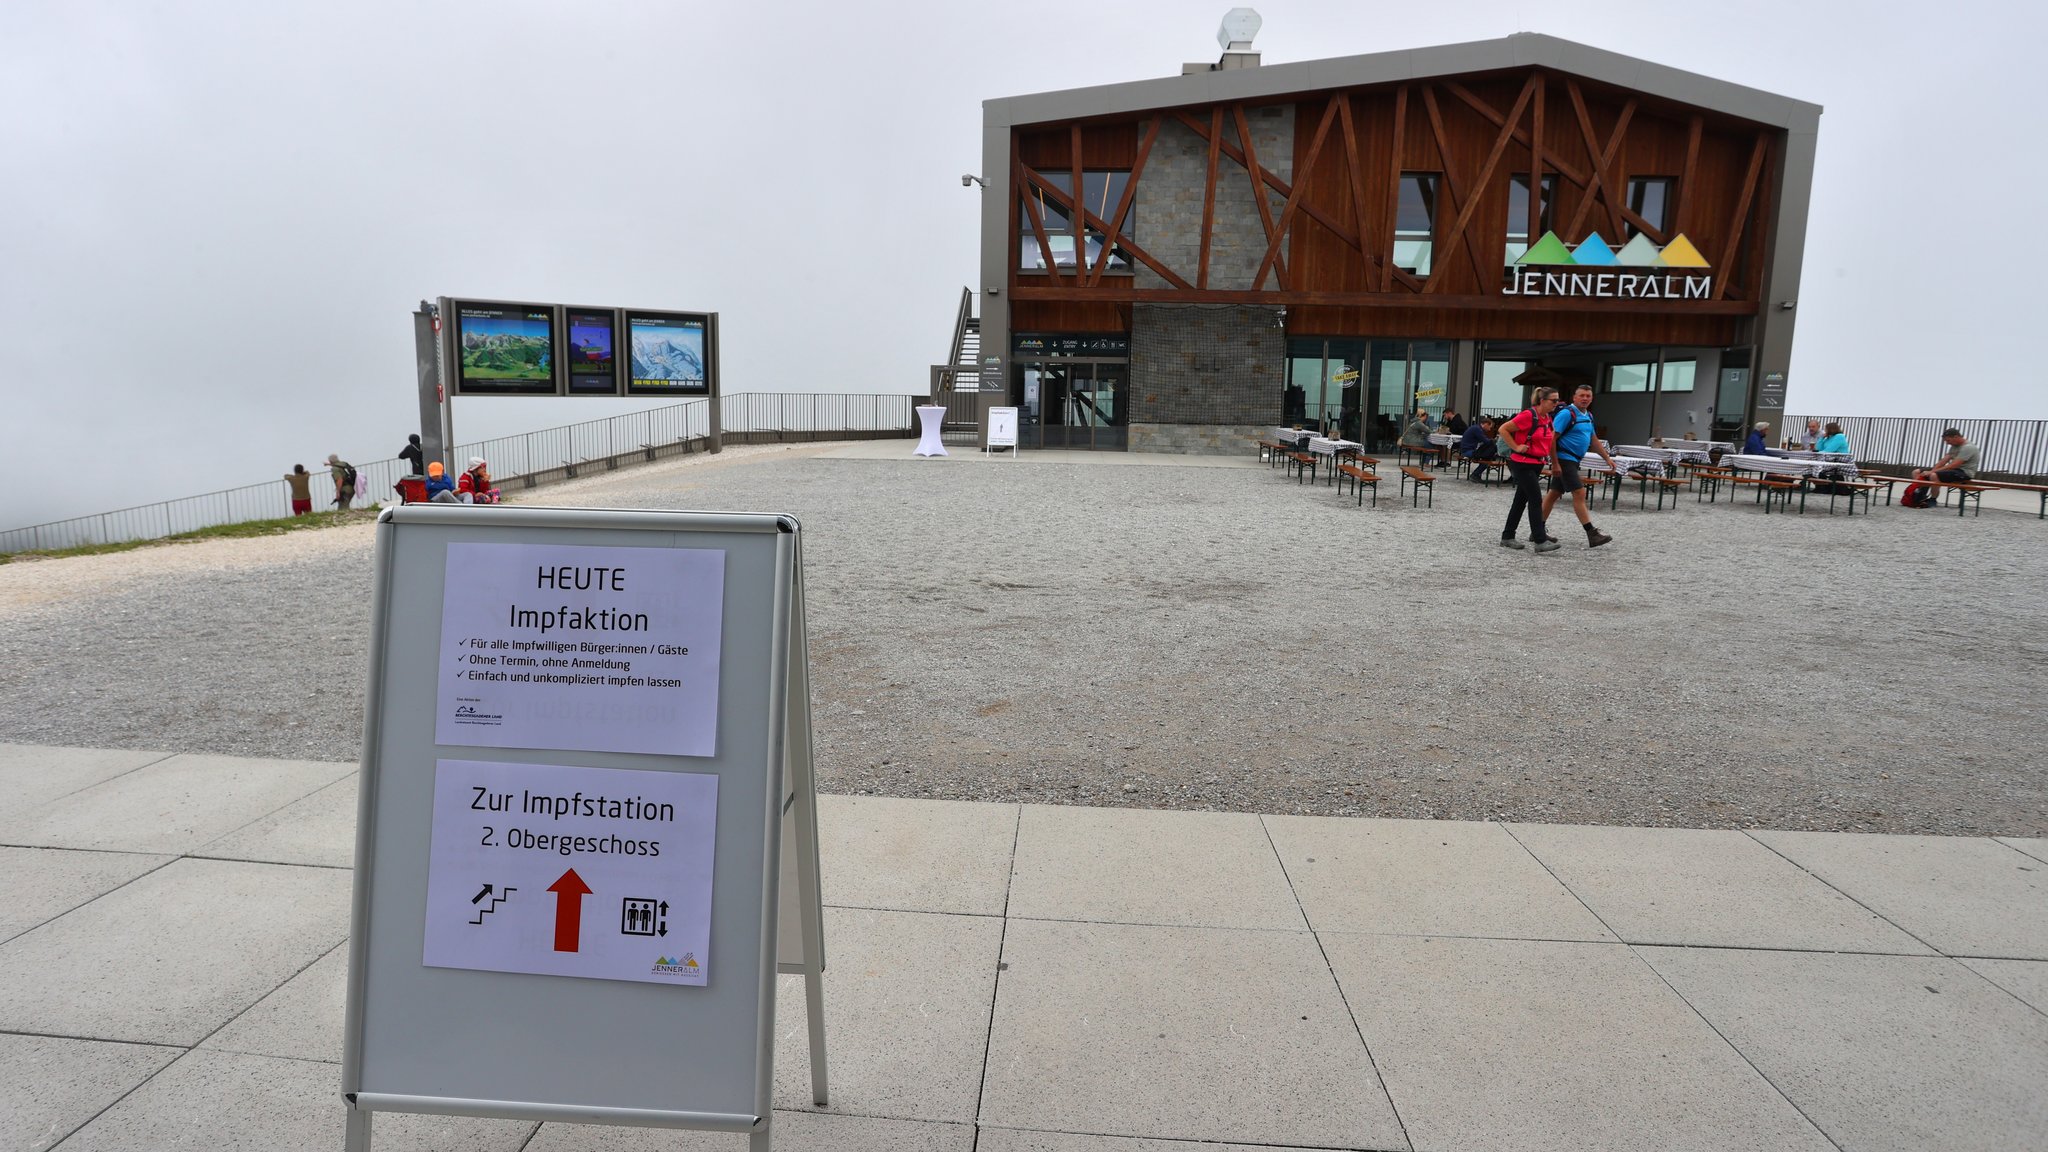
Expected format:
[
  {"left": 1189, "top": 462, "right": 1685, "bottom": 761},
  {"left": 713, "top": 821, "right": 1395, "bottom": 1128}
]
[
  {"left": 1459, "top": 416, "right": 1499, "bottom": 482},
  {"left": 1743, "top": 421, "right": 1772, "bottom": 455}
]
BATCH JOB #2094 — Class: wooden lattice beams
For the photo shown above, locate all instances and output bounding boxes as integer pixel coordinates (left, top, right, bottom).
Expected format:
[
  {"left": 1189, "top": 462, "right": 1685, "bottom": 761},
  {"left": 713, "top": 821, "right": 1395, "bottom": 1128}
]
[
  {"left": 1253, "top": 97, "right": 1342, "bottom": 291},
  {"left": 1232, "top": 105, "right": 1289, "bottom": 290},
  {"left": 1426, "top": 74, "right": 1537, "bottom": 293},
  {"left": 1015, "top": 133, "right": 1062, "bottom": 283},
  {"left": 1563, "top": 80, "right": 1636, "bottom": 242},
  {"left": 1715, "top": 132, "right": 1769, "bottom": 299},
  {"left": 1086, "top": 118, "right": 1160, "bottom": 286},
  {"left": 1381, "top": 84, "right": 1409, "bottom": 291},
  {"left": 1168, "top": 110, "right": 1364, "bottom": 253},
  {"left": 1198, "top": 106, "right": 1221, "bottom": 289},
  {"left": 1419, "top": 85, "right": 1496, "bottom": 290},
  {"left": 1336, "top": 94, "right": 1373, "bottom": 276},
  {"left": 1020, "top": 167, "right": 1193, "bottom": 290},
  {"left": 1674, "top": 114, "right": 1703, "bottom": 235},
  {"left": 1442, "top": 80, "right": 1590, "bottom": 187},
  {"left": 1529, "top": 75, "right": 1545, "bottom": 241},
  {"left": 1069, "top": 125, "right": 1085, "bottom": 277}
]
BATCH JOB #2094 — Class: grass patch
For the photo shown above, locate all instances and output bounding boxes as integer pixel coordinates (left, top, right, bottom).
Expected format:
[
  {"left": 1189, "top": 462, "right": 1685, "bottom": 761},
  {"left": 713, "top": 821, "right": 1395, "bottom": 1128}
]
[{"left": 0, "top": 507, "right": 381, "bottom": 564}]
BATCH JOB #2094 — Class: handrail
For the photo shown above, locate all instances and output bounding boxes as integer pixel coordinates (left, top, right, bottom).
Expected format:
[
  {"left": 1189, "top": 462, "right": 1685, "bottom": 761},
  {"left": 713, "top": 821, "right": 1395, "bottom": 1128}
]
[
  {"left": 3, "top": 392, "right": 919, "bottom": 555},
  {"left": 937, "top": 286, "right": 975, "bottom": 396},
  {"left": 1783, "top": 415, "right": 2047, "bottom": 482}
]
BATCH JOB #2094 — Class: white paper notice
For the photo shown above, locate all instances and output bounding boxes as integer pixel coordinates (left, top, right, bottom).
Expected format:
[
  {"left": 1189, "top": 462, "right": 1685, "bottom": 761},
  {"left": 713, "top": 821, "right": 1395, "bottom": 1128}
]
[
  {"left": 437, "top": 542, "right": 725, "bottom": 757},
  {"left": 423, "top": 758, "right": 718, "bottom": 986}
]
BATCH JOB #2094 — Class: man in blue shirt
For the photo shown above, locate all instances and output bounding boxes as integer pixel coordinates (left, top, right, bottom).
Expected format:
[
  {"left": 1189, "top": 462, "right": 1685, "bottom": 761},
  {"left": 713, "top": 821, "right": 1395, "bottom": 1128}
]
[
  {"left": 1458, "top": 415, "right": 1498, "bottom": 482},
  {"left": 1540, "top": 383, "right": 1617, "bottom": 548}
]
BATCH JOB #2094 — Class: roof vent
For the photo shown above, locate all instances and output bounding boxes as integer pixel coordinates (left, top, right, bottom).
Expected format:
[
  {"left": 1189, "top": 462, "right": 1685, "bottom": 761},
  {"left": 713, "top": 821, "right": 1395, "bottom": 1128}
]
[{"left": 1184, "top": 8, "right": 1261, "bottom": 73}]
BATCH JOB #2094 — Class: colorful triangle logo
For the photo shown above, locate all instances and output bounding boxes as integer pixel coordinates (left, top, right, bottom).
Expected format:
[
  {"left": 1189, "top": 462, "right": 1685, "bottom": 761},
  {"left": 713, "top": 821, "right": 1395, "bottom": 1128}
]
[
  {"left": 1516, "top": 231, "right": 1577, "bottom": 266},
  {"left": 1613, "top": 233, "right": 1665, "bottom": 267},
  {"left": 1659, "top": 234, "right": 1710, "bottom": 267},
  {"left": 1572, "top": 233, "right": 1619, "bottom": 266}
]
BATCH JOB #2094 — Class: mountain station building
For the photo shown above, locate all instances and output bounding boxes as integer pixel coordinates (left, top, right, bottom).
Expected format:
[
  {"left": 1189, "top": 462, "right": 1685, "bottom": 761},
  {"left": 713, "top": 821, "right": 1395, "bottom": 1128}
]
[{"left": 968, "top": 30, "right": 1821, "bottom": 452}]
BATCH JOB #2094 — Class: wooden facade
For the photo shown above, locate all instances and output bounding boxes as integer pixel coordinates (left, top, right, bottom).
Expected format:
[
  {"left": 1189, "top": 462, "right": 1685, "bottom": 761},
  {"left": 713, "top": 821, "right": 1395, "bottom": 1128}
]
[{"left": 1007, "top": 65, "right": 1778, "bottom": 348}]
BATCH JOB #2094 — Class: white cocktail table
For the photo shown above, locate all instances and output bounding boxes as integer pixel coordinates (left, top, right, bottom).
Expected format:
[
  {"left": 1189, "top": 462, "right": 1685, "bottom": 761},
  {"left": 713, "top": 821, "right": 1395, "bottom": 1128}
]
[{"left": 915, "top": 405, "right": 949, "bottom": 457}]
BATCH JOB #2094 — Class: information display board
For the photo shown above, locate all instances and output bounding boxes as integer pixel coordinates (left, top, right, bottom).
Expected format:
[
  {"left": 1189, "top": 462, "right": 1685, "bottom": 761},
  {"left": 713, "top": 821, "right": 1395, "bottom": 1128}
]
[
  {"left": 453, "top": 301, "right": 559, "bottom": 396},
  {"left": 343, "top": 506, "right": 825, "bottom": 1152},
  {"left": 564, "top": 308, "right": 621, "bottom": 395}
]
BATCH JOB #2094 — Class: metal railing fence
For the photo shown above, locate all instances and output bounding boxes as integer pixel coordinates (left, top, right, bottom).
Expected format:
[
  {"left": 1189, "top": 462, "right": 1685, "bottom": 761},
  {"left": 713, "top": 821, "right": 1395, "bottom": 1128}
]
[
  {"left": 3, "top": 392, "right": 918, "bottom": 555},
  {"left": 1786, "top": 416, "right": 2048, "bottom": 481}
]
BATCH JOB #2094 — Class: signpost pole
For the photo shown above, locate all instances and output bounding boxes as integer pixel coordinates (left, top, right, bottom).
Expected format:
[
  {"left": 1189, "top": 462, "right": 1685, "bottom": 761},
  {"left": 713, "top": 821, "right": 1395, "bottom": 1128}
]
[
  {"left": 787, "top": 558, "right": 829, "bottom": 1105},
  {"left": 344, "top": 1109, "right": 371, "bottom": 1152},
  {"left": 413, "top": 302, "right": 448, "bottom": 473}
]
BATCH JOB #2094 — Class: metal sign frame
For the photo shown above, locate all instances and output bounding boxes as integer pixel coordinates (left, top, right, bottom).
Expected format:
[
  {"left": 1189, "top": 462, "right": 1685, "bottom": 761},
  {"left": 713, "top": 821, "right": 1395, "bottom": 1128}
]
[{"left": 342, "top": 505, "right": 825, "bottom": 1152}]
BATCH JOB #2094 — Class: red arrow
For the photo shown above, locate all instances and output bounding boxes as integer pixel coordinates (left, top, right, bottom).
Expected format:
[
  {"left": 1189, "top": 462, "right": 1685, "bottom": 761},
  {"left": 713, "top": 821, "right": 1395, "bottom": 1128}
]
[{"left": 547, "top": 868, "right": 593, "bottom": 953}]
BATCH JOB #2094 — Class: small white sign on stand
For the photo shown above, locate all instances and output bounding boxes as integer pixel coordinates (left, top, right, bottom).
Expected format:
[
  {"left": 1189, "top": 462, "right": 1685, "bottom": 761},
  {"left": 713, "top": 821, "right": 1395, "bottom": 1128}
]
[{"left": 986, "top": 407, "right": 1019, "bottom": 456}]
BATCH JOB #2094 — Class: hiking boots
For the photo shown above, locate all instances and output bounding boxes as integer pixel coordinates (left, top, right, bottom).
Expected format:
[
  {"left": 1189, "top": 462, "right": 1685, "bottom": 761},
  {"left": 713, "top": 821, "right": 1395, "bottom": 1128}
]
[
  {"left": 1533, "top": 539, "right": 1561, "bottom": 553},
  {"left": 1586, "top": 525, "right": 1613, "bottom": 548},
  {"left": 1499, "top": 537, "right": 1527, "bottom": 550}
]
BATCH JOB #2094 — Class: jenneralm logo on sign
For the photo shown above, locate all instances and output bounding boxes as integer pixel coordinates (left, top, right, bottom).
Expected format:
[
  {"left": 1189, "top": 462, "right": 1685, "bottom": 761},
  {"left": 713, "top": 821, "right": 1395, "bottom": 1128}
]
[{"left": 1503, "top": 230, "right": 1712, "bottom": 299}]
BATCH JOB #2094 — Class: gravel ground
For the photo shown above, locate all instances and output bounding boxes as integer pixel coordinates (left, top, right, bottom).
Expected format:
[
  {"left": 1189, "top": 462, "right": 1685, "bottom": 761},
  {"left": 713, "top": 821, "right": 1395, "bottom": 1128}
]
[{"left": 3, "top": 441, "right": 2044, "bottom": 836}]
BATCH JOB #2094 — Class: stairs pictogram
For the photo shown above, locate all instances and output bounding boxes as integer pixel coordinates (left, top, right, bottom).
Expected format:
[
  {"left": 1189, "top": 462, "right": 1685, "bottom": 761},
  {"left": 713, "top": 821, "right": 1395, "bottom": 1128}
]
[{"left": 469, "top": 884, "right": 516, "bottom": 924}]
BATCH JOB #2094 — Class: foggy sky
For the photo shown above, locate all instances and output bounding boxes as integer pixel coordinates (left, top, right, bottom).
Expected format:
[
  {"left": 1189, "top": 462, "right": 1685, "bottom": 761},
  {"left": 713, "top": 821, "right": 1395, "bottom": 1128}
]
[{"left": 4, "top": 0, "right": 2042, "bottom": 529}]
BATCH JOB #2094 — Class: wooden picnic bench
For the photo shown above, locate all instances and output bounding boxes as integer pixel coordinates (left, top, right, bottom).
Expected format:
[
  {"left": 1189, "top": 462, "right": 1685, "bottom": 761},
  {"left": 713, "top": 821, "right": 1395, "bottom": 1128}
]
[
  {"left": 1397, "top": 465, "right": 1436, "bottom": 508},
  {"left": 1287, "top": 451, "right": 1317, "bottom": 484},
  {"left": 1336, "top": 463, "right": 1380, "bottom": 507},
  {"left": 1972, "top": 479, "right": 2048, "bottom": 519}
]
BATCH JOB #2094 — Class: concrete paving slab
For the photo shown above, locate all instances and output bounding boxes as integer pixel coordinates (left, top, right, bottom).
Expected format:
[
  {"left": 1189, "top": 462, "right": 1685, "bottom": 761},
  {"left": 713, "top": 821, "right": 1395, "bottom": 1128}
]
[
  {"left": 981, "top": 919, "right": 1403, "bottom": 1149},
  {"left": 1959, "top": 957, "right": 2048, "bottom": 1015},
  {"left": 1750, "top": 831, "right": 2048, "bottom": 958},
  {"left": 0, "top": 1033, "right": 179, "bottom": 1152},
  {"left": 817, "top": 794, "right": 1016, "bottom": 916},
  {"left": 198, "top": 773, "right": 358, "bottom": 868},
  {"left": 0, "top": 857, "right": 349, "bottom": 1045},
  {"left": 1998, "top": 836, "right": 2048, "bottom": 864},
  {"left": 203, "top": 941, "right": 347, "bottom": 1061},
  {"left": 771, "top": 906, "right": 1002, "bottom": 1122},
  {"left": 0, "top": 743, "right": 167, "bottom": 812},
  {"left": 1323, "top": 934, "right": 1832, "bottom": 1152},
  {"left": 0, "top": 846, "right": 169, "bottom": 945},
  {"left": 978, "top": 1132, "right": 1342, "bottom": 1152},
  {"left": 0, "top": 752, "right": 353, "bottom": 854},
  {"left": 1264, "top": 815, "right": 1613, "bottom": 941},
  {"left": 1508, "top": 823, "right": 1930, "bottom": 953},
  {"left": 526, "top": 1111, "right": 973, "bottom": 1150},
  {"left": 1645, "top": 947, "right": 2048, "bottom": 1152},
  {"left": 53, "top": 1048, "right": 534, "bottom": 1151},
  {"left": 1008, "top": 806, "right": 1304, "bottom": 929}
]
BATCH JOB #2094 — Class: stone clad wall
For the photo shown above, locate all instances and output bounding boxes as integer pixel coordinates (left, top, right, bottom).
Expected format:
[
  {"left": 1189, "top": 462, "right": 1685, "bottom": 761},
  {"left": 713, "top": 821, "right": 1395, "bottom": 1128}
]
[
  {"left": 1133, "top": 107, "right": 1294, "bottom": 291},
  {"left": 1128, "top": 304, "right": 1285, "bottom": 454}
]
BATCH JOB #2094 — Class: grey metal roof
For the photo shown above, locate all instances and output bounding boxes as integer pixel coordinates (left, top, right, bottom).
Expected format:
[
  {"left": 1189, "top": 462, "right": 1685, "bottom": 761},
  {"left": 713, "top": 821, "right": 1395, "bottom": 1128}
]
[{"left": 984, "top": 32, "right": 1822, "bottom": 132}]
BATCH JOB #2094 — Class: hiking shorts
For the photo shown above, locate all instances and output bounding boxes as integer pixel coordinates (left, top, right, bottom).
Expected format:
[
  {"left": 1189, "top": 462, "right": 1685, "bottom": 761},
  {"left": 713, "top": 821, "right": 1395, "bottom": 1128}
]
[{"left": 1551, "top": 459, "right": 1583, "bottom": 495}]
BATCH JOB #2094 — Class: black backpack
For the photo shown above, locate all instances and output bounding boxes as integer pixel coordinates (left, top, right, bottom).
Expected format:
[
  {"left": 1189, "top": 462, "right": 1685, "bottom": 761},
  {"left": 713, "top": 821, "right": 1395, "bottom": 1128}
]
[{"left": 339, "top": 462, "right": 358, "bottom": 489}]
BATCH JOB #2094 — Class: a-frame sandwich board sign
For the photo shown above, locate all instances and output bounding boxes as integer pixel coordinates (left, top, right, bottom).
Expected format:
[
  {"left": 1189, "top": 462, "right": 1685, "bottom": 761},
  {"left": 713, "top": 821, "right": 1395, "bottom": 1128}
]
[{"left": 342, "top": 505, "right": 826, "bottom": 1152}]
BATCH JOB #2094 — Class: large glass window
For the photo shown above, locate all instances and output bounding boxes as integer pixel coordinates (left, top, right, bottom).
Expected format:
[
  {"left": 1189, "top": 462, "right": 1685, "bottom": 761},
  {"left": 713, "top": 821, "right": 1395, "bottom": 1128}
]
[
  {"left": 1504, "top": 174, "right": 1558, "bottom": 266},
  {"left": 1626, "top": 177, "right": 1672, "bottom": 238},
  {"left": 1659, "top": 359, "right": 1696, "bottom": 393},
  {"left": 1480, "top": 361, "right": 1526, "bottom": 413},
  {"left": 1019, "top": 171, "right": 1132, "bottom": 272},
  {"left": 1393, "top": 173, "right": 1438, "bottom": 276},
  {"left": 1608, "top": 362, "right": 1654, "bottom": 392}
]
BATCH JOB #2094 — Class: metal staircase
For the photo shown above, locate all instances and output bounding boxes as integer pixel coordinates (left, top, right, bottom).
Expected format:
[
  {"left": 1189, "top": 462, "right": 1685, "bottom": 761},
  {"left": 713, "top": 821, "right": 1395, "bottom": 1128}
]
[{"left": 931, "top": 287, "right": 984, "bottom": 444}]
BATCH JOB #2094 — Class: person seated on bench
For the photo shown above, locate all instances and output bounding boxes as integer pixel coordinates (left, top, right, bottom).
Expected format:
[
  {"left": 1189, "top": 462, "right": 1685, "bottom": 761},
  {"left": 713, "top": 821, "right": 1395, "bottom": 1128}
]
[
  {"left": 1743, "top": 421, "right": 1772, "bottom": 456},
  {"left": 1441, "top": 410, "right": 1469, "bottom": 435},
  {"left": 1815, "top": 422, "right": 1851, "bottom": 455},
  {"left": 1459, "top": 416, "right": 1499, "bottom": 482},
  {"left": 1906, "top": 428, "right": 1980, "bottom": 506},
  {"left": 1402, "top": 409, "right": 1434, "bottom": 456}
]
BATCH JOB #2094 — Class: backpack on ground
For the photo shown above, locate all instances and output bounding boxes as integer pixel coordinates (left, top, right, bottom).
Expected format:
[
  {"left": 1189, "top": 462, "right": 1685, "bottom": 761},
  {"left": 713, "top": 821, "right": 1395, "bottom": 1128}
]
[{"left": 1900, "top": 481, "right": 1933, "bottom": 508}]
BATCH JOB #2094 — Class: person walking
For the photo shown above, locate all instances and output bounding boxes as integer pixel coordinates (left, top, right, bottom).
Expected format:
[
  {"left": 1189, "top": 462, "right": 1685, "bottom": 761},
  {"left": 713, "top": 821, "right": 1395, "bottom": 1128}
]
[
  {"left": 283, "top": 464, "right": 314, "bottom": 516},
  {"left": 326, "top": 453, "right": 356, "bottom": 511},
  {"left": 1498, "top": 387, "right": 1561, "bottom": 552},
  {"left": 1539, "top": 383, "right": 1616, "bottom": 548},
  {"left": 398, "top": 434, "right": 425, "bottom": 475}
]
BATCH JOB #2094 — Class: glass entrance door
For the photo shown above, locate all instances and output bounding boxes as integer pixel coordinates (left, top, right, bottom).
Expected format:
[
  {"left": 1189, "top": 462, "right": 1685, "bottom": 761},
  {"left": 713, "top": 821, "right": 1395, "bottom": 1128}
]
[{"left": 1022, "top": 361, "right": 1127, "bottom": 449}]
